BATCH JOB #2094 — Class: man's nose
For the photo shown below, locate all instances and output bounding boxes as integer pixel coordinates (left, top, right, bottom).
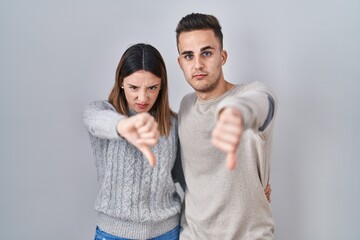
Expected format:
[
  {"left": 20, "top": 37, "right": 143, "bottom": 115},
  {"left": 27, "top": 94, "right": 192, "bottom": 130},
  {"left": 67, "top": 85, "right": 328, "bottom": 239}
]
[{"left": 194, "top": 57, "right": 204, "bottom": 70}]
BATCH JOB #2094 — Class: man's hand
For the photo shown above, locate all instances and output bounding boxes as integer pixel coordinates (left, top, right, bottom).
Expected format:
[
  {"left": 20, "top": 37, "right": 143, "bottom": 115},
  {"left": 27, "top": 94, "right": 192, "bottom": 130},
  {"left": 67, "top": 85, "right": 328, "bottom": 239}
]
[
  {"left": 211, "top": 107, "right": 243, "bottom": 170},
  {"left": 117, "top": 112, "right": 159, "bottom": 167}
]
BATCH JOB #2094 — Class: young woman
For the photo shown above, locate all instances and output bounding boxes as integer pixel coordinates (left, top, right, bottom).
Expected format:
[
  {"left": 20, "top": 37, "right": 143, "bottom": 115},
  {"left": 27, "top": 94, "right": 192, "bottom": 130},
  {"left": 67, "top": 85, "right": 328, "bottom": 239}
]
[{"left": 83, "top": 43, "right": 184, "bottom": 240}]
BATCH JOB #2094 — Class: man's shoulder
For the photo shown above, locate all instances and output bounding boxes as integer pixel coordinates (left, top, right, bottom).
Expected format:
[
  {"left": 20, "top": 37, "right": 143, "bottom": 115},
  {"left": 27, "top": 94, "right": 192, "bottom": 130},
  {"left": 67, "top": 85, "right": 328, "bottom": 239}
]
[
  {"left": 242, "top": 81, "right": 269, "bottom": 90},
  {"left": 178, "top": 92, "right": 196, "bottom": 115},
  {"left": 180, "top": 92, "right": 196, "bottom": 106},
  {"left": 182, "top": 91, "right": 196, "bottom": 100},
  {"left": 238, "top": 81, "right": 276, "bottom": 97}
]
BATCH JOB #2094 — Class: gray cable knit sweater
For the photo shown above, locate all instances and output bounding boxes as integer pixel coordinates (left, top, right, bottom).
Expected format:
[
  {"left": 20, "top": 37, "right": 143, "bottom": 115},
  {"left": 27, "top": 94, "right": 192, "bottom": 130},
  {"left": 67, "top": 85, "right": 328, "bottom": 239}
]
[{"left": 83, "top": 100, "right": 183, "bottom": 239}]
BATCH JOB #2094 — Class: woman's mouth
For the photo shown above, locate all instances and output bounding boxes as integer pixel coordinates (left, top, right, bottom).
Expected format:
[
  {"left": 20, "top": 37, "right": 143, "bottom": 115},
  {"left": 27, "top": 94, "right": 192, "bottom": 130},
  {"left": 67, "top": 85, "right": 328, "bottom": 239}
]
[{"left": 136, "top": 103, "right": 149, "bottom": 109}]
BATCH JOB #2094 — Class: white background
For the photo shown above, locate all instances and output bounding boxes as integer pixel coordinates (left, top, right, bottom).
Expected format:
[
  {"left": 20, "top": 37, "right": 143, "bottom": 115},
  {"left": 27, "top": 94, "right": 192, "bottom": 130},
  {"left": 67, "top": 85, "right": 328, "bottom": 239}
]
[{"left": 1, "top": 0, "right": 359, "bottom": 239}]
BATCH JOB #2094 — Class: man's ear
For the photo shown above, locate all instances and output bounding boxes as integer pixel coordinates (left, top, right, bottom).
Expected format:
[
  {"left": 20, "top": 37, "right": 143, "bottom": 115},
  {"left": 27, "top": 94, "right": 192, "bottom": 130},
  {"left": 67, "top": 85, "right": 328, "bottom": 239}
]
[
  {"left": 177, "top": 56, "right": 182, "bottom": 68},
  {"left": 221, "top": 50, "right": 228, "bottom": 65}
]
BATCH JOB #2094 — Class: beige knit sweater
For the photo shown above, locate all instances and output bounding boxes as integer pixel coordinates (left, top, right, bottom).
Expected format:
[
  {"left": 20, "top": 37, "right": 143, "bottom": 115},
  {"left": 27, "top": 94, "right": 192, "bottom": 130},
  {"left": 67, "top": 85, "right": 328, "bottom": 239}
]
[{"left": 178, "top": 81, "right": 277, "bottom": 240}]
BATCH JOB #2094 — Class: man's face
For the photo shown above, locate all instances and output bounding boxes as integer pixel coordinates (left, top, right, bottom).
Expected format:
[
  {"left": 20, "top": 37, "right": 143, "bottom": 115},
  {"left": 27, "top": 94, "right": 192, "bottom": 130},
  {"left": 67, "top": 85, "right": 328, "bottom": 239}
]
[{"left": 177, "top": 29, "right": 227, "bottom": 98}]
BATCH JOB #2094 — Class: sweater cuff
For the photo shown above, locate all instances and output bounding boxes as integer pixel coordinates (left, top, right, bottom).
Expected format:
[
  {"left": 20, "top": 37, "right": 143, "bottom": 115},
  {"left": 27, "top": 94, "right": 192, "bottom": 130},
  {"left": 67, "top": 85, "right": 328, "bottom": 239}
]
[{"left": 215, "top": 98, "right": 254, "bottom": 130}]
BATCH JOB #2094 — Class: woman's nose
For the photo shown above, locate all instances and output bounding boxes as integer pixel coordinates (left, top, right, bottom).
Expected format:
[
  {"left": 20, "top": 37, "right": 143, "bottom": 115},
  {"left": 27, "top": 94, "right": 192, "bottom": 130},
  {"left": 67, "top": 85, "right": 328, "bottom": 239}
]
[{"left": 138, "top": 89, "right": 148, "bottom": 102}]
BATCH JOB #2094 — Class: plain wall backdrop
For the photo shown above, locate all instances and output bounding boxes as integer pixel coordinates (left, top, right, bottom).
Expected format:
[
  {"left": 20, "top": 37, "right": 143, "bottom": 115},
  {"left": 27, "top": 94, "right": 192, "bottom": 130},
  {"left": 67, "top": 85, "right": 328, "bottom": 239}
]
[{"left": 1, "top": 0, "right": 359, "bottom": 239}]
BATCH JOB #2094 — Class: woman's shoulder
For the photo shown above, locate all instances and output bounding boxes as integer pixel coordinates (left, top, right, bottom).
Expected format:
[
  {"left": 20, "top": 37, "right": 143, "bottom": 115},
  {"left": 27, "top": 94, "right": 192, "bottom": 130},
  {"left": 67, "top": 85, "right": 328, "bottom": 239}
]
[{"left": 86, "top": 100, "right": 116, "bottom": 111}]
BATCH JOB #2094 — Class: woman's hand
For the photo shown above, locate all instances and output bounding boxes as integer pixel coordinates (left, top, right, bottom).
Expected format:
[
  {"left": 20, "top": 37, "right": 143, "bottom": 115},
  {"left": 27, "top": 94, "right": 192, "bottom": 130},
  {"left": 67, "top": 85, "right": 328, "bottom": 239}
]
[
  {"left": 265, "top": 184, "right": 272, "bottom": 203},
  {"left": 117, "top": 112, "right": 159, "bottom": 167}
]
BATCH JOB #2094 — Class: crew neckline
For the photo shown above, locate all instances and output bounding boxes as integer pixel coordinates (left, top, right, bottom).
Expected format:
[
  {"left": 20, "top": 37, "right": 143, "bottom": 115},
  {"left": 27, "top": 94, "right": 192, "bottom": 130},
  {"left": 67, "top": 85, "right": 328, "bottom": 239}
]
[{"left": 196, "top": 84, "right": 242, "bottom": 104}]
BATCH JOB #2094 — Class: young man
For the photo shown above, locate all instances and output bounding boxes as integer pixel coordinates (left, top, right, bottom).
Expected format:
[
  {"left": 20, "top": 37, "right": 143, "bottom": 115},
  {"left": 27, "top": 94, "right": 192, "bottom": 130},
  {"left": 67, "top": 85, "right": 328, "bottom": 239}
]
[{"left": 176, "top": 13, "right": 277, "bottom": 239}]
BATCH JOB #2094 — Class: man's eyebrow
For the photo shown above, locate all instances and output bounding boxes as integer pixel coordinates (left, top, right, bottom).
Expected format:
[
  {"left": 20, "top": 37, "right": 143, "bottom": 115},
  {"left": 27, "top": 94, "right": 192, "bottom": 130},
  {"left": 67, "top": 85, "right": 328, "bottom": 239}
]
[
  {"left": 180, "top": 46, "right": 215, "bottom": 55},
  {"left": 200, "top": 46, "right": 215, "bottom": 51},
  {"left": 180, "top": 50, "right": 193, "bottom": 55}
]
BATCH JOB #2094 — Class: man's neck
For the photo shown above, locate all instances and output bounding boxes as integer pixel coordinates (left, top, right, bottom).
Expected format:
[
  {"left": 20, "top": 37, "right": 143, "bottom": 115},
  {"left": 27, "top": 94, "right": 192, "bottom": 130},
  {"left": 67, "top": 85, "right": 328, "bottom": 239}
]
[{"left": 196, "top": 80, "right": 234, "bottom": 101}]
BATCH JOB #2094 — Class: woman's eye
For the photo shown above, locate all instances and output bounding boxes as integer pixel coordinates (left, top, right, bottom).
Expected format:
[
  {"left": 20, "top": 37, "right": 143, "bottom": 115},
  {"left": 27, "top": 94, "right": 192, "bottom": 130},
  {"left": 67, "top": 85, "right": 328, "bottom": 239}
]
[
  {"left": 129, "top": 86, "right": 137, "bottom": 90},
  {"left": 149, "top": 86, "right": 157, "bottom": 90}
]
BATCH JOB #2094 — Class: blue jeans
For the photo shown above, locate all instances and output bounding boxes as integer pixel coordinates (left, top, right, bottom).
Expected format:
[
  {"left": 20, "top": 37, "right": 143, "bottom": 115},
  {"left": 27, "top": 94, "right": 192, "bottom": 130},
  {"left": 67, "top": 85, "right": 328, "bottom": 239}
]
[{"left": 94, "top": 225, "right": 180, "bottom": 240}]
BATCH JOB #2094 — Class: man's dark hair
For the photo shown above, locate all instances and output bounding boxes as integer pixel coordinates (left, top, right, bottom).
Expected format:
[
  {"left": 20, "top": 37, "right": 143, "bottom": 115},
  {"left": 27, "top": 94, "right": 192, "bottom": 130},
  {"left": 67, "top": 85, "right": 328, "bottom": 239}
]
[{"left": 176, "top": 13, "right": 223, "bottom": 49}]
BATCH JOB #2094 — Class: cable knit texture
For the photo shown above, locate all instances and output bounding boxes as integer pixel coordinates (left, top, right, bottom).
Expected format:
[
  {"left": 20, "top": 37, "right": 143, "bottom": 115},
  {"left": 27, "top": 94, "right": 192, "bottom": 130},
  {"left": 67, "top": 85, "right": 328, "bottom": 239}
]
[{"left": 83, "top": 100, "right": 182, "bottom": 239}]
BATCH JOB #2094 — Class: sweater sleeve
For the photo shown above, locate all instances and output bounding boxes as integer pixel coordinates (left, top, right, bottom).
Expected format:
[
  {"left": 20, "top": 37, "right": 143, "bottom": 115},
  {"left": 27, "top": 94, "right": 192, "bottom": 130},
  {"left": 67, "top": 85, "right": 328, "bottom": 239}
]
[
  {"left": 83, "top": 100, "right": 127, "bottom": 139},
  {"left": 215, "top": 81, "right": 277, "bottom": 135}
]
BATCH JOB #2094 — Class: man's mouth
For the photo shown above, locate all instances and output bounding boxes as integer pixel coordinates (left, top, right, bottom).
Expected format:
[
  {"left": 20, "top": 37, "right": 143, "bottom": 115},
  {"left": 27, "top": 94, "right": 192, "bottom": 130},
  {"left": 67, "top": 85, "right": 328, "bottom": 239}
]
[{"left": 193, "top": 73, "right": 207, "bottom": 80}]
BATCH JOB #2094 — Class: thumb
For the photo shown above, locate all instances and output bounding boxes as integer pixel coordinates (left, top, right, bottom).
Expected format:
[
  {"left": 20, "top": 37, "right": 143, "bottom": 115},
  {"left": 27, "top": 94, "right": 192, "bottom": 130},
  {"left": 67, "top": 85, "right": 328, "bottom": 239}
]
[
  {"left": 139, "top": 145, "right": 157, "bottom": 167},
  {"left": 226, "top": 151, "right": 237, "bottom": 170}
]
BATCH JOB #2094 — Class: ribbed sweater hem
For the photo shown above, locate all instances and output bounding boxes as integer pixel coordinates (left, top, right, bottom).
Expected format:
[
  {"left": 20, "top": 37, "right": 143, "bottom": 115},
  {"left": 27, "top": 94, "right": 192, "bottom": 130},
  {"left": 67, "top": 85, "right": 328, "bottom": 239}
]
[{"left": 97, "top": 212, "right": 180, "bottom": 239}]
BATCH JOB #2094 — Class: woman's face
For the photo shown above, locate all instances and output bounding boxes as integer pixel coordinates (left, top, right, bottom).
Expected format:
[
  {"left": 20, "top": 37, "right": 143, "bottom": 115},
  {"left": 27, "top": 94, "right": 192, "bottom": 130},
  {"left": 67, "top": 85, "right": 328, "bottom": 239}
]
[{"left": 122, "top": 70, "right": 161, "bottom": 113}]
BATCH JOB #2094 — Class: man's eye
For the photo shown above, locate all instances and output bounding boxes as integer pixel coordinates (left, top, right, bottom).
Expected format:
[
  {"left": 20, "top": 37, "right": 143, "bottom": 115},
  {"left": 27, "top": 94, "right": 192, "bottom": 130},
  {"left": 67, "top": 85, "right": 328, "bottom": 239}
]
[
  {"left": 184, "top": 54, "right": 193, "bottom": 60},
  {"left": 203, "top": 51, "right": 211, "bottom": 57}
]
